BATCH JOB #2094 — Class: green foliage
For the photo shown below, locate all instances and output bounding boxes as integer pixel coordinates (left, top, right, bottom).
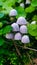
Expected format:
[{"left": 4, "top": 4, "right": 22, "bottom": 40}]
[
  {"left": 0, "top": 37, "right": 4, "bottom": 46},
  {"left": 25, "top": 5, "right": 35, "bottom": 13},
  {"left": 0, "top": 25, "right": 12, "bottom": 35},
  {"left": 28, "top": 24, "right": 37, "bottom": 36},
  {"left": 32, "top": 15, "right": 37, "bottom": 21},
  {"left": 0, "top": 22, "right": 3, "bottom": 28},
  {"left": 31, "top": 0, "right": 37, "bottom": 7},
  {"left": 0, "top": 13, "right": 4, "bottom": 18},
  {"left": 16, "top": 6, "right": 26, "bottom": 18},
  {"left": 0, "top": 0, "right": 18, "bottom": 14}
]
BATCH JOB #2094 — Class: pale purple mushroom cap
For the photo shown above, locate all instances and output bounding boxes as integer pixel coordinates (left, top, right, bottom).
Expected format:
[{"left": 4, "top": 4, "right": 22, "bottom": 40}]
[
  {"left": 6, "top": 33, "right": 14, "bottom": 39},
  {"left": 16, "top": 17, "right": 27, "bottom": 25},
  {"left": 20, "top": 25, "right": 28, "bottom": 34},
  {"left": 9, "top": 9, "right": 17, "bottom": 16},
  {"left": 14, "top": 33, "right": 22, "bottom": 40},
  {"left": 11, "top": 23, "right": 19, "bottom": 32},
  {"left": 21, "top": 35, "right": 30, "bottom": 43}
]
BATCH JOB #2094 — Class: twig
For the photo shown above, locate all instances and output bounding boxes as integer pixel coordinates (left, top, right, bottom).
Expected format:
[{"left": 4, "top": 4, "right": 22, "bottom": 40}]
[
  {"left": 24, "top": 46, "right": 37, "bottom": 52},
  {"left": 18, "top": 45, "right": 37, "bottom": 52},
  {"left": 14, "top": 43, "right": 25, "bottom": 65},
  {"left": 14, "top": 43, "right": 21, "bottom": 56},
  {"left": 16, "top": 45, "right": 37, "bottom": 65}
]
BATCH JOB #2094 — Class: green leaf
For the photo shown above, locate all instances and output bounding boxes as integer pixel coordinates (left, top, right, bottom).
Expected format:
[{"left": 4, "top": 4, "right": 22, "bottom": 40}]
[
  {"left": 0, "top": 22, "right": 3, "bottom": 28},
  {"left": 0, "top": 48, "right": 10, "bottom": 55},
  {"left": 0, "top": 63, "right": 3, "bottom": 65},
  {"left": 0, "top": 25, "right": 12, "bottom": 35},
  {"left": 3, "top": 0, "right": 17, "bottom": 8},
  {"left": 28, "top": 24, "right": 37, "bottom": 36},
  {"left": 16, "top": 6, "right": 26, "bottom": 18},
  {"left": 17, "top": 0, "right": 21, "bottom": 3},
  {"left": 0, "top": 29, "right": 2, "bottom": 35},
  {"left": 1, "top": 0, "right": 18, "bottom": 14},
  {"left": 0, "top": 13, "right": 4, "bottom": 18},
  {"left": 0, "top": 48, "right": 4, "bottom": 54},
  {"left": 0, "top": 38, "right": 4, "bottom": 46},
  {"left": 0, "top": 1, "right": 3, "bottom": 6},
  {"left": 2, "top": 20, "right": 7, "bottom": 24},
  {"left": 2, "top": 25, "right": 12, "bottom": 35},
  {"left": 25, "top": 5, "right": 35, "bottom": 13},
  {"left": 31, "top": 0, "right": 37, "bottom": 7},
  {"left": 2, "top": 7, "right": 12, "bottom": 14},
  {"left": 35, "top": 36, "right": 37, "bottom": 40},
  {"left": 32, "top": 15, "right": 37, "bottom": 21}
]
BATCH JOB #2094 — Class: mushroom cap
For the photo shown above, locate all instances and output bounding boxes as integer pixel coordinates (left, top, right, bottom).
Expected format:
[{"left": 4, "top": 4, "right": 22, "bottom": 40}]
[
  {"left": 31, "top": 21, "right": 36, "bottom": 24},
  {"left": 26, "top": 0, "right": 31, "bottom": 4},
  {"left": 9, "top": 9, "right": 17, "bottom": 16},
  {"left": 21, "top": 35, "right": 30, "bottom": 43},
  {"left": 6, "top": 33, "right": 14, "bottom": 39},
  {"left": 14, "top": 33, "right": 22, "bottom": 40},
  {"left": 20, "top": 25, "right": 28, "bottom": 34},
  {"left": 16, "top": 17, "right": 27, "bottom": 25},
  {"left": 11, "top": 23, "right": 19, "bottom": 32},
  {"left": 20, "top": 3, "right": 24, "bottom": 8}
]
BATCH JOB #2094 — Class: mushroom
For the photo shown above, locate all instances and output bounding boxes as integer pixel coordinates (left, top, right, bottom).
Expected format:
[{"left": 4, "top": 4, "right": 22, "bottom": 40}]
[
  {"left": 26, "top": 0, "right": 31, "bottom": 4},
  {"left": 20, "top": 3, "right": 24, "bottom": 8},
  {"left": 11, "top": 23, "right": 19, "bottom": 32},
  {"left": 21, "top": 35, "right": 30, "bottom": 43},
  {"left": 16, "top": 17, "right": 28, "bottom": 25},
  {"left": 20, "top": 25, "right": 28, "bottom": 34},
  {"left": 9, "top": 9, "right": 17, "bottom": 16},
  {"left": 14, "top": 33, "right": 22, "bottom": 40},
  {"left": 5, "top": 33, "right": 14, "bottom": 40},
  {"left": 31, "top": 21, "right": 36, "bottom": 24}
]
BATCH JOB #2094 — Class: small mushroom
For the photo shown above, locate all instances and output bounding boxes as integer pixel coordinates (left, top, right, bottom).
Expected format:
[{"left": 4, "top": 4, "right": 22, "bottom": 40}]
[
  {"left": 9, "top": 9, "right": 17, "bottom": 16},
  {"left": 14, "top": 33, "right": 22, "bottom": 40},
  {"left": 31, "top": 21, "right": 36, "bottom": 24},
  {"left": 16, "top": 17, "right": 27, "bottom": 25},
  {"left": 21, "top": 35, "right": 30, "bottom": 43},
  {"left": 26, "top": 0, "right": 31, "bottom": 4},
  {"left": 20, "top": 3, "right": 24, "bottom": 8},
  {"left": 11, "top": 23, "right": 19, "bottom": 32},
  {"left": 20, "top": 25, "right": 28, "bottom": 34},
  {"left": 5, "top": 33, "right": 14, "bottom": 40}
]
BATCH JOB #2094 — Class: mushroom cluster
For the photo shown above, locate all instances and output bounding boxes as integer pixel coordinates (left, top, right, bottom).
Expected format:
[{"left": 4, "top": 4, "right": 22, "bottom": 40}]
[{"left": 6, "top": 9, "right": 30, "bottom": 44}]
